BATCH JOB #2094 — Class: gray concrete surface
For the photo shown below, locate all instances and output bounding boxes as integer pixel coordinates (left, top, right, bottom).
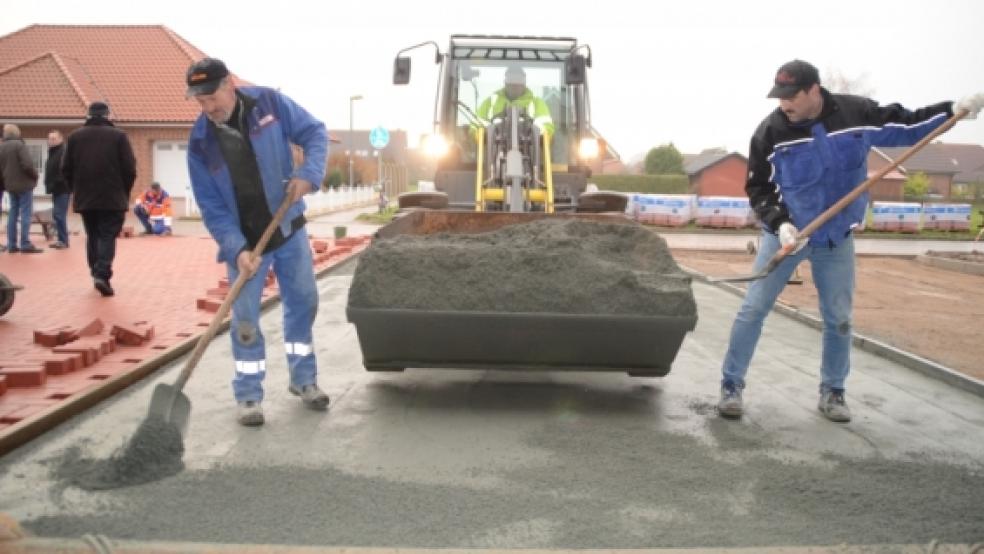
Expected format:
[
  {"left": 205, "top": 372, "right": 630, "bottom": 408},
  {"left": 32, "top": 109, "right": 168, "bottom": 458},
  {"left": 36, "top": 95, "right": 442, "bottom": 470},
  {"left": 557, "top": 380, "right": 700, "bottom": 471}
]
[{"left": 0, "top": 255, "right": 982, "bottom": 549}]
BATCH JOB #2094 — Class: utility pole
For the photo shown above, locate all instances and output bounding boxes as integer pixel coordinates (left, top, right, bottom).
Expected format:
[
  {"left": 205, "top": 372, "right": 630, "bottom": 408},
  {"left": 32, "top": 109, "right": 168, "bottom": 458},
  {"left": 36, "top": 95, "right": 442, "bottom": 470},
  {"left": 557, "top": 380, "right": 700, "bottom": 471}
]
[{"left": 348, "top": 95, "right": 363, "bottom": 186}]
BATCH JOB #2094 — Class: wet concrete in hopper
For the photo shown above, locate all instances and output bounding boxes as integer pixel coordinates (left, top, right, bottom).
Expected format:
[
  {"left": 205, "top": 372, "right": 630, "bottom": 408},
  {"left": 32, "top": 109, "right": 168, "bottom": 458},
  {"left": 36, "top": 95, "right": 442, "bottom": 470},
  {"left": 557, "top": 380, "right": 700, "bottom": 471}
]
[
  {"left": 349, "top": 218, "right": 697, "bottom": 317},
  {"left": 51, "top": 416, "right": 184, "bottom": 491},
  {"left": 26, "top": 404, "right": 983, "bottom": 548}
]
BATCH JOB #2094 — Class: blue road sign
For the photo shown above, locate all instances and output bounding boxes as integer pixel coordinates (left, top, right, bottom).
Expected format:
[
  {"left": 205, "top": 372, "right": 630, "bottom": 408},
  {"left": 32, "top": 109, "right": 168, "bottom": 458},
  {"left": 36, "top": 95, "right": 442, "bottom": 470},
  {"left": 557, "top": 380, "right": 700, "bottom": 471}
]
[{"left": 369, "top": 126, "right": 390, "bottom": 149}]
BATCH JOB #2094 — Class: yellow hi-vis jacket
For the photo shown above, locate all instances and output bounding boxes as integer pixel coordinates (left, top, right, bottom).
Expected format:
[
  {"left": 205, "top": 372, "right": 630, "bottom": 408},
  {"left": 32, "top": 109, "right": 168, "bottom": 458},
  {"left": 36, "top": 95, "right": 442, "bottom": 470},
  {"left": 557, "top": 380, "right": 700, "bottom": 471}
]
[{"left": 474, "top": 88, "right": 555, "bottom": 136}]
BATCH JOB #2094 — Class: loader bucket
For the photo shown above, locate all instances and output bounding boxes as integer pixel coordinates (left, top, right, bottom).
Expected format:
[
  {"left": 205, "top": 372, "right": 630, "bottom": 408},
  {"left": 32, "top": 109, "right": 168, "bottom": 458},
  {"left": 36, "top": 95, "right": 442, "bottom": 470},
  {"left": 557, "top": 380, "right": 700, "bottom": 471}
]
[{"left": 347, "top": 211, "right": 697, "bottom": 376}]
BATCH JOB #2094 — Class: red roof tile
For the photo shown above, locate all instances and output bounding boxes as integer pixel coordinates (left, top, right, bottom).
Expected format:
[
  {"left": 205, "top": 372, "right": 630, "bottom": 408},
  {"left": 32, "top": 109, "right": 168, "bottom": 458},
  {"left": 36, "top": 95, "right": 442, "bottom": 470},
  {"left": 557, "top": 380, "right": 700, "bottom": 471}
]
[{"left": 0, "top": 25, "right": 217, "bottom": 123}]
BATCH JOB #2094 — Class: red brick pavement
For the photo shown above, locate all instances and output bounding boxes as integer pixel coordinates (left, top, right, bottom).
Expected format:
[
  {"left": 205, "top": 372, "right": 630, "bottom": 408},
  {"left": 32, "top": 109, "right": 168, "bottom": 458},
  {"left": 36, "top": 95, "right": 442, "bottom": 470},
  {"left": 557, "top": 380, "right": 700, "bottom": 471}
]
[{"left": 0, "top": 231, "right": 370, "bottom": 454}]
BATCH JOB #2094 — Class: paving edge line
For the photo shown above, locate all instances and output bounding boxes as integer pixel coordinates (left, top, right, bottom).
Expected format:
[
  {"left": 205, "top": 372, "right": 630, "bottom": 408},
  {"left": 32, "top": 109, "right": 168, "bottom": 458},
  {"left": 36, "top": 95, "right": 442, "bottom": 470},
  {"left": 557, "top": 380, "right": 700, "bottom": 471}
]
[
  {"left": 682, "top": 265, "right": 984, "bottom": 399},
  {"left": 0, "top": 247, "right": 366, "bottom": 457}
]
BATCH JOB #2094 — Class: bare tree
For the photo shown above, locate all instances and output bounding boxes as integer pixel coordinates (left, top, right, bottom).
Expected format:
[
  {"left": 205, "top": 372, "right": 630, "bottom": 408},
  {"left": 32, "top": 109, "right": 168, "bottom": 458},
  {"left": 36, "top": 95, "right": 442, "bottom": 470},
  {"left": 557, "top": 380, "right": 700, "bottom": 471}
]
[{"left": 823, "top": 68, "right": 876, "bottom": 97}]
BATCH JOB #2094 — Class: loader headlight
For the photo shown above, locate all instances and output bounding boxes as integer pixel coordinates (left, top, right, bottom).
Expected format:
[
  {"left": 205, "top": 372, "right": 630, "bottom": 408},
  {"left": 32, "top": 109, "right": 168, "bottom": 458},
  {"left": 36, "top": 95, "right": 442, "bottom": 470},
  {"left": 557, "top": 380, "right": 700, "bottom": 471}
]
[
  {"left": 579, "top": 137, "right": 599, "bottom": 159},
  {"left": 424, "top": 134, "right": 449, "bottom": 158}
]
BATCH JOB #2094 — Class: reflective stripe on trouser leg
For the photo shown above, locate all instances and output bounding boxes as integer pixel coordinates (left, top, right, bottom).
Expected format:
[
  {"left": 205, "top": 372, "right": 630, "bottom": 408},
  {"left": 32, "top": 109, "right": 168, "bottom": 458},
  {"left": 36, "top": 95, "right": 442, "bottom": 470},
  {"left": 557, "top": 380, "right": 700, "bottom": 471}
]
[
  {"left": 228, "top": 251, "right": 276, "bottom": 402},
  {"left": 273, "top": 229, "right": 320, "bottom": 388},
  {"left": 721, "top": 230, "right": 807, "bottom": 387}
]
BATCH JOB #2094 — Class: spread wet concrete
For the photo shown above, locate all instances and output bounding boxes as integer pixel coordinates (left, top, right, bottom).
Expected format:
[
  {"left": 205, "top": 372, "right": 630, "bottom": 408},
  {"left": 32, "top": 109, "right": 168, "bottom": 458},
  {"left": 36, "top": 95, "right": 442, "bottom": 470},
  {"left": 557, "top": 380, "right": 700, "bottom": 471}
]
[
  {"left": 51, "top": 416, "right": 184, "bottom": 490},
  {"left": 21, "top": 414, "right": 984, "bottom": 547},
  {"left": 2, "top": 265, "right": 983, "bottom": 549},
  {"left": 349, "top": 218, "right": 697, "bottom": 317}
]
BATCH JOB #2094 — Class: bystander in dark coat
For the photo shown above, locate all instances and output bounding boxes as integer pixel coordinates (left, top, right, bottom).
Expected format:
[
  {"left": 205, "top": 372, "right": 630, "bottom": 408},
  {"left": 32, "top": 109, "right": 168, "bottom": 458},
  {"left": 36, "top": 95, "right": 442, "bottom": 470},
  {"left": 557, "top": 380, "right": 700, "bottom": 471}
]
[{"left": 61, "top": 101, "right": 137, "bottom": 296}]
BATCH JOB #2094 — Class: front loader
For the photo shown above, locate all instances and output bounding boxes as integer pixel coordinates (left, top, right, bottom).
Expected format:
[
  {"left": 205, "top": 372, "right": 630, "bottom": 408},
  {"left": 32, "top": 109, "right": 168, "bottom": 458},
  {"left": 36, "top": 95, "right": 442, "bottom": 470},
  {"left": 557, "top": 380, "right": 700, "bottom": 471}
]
[{"left": 345, "top": 36, "right": 696, "bottom": 377}]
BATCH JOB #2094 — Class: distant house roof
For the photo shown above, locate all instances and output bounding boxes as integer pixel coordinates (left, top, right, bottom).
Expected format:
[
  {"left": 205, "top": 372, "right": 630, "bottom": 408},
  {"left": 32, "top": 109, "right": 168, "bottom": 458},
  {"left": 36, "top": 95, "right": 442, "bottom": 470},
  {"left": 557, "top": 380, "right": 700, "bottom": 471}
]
[
  {"left": 684, "top": 148, "right": 747, "bottom": 176},
  {"left": 0, "top": 24, "right": 216, "bottom": 123},
  {"left": 873, "top": 143, "right": 984, "bottom": 178}
]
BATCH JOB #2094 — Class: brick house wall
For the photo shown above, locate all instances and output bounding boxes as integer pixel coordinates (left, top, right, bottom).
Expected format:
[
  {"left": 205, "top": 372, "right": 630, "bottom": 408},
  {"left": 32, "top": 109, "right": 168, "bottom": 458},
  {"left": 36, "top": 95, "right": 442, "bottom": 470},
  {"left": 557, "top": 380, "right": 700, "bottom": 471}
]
[
  {"left": 691, "top": 156, "right": 748, "bottom": 197},
  {"left": 15, "top": 124, "right": 192, "bottom": 203}
]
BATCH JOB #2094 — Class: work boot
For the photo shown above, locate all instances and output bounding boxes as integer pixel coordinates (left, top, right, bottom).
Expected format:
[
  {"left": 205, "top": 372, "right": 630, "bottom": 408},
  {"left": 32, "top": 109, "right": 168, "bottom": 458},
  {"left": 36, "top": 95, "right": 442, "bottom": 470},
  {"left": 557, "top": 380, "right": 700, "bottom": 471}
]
[
  {"left": 717, "top": 381, "right": 744, "bottom": 419},
  {"left": 289, "top": 383, "right": 330, "bottom": 411},
  {"left": 93, "top": 278, "right": 115, "bottom": 297},
  {"left": 818, "top": 389, "right": 852, "bottom": 423},
  {"left": 237, "top": 401, "right": 265, "bottom": 426}
]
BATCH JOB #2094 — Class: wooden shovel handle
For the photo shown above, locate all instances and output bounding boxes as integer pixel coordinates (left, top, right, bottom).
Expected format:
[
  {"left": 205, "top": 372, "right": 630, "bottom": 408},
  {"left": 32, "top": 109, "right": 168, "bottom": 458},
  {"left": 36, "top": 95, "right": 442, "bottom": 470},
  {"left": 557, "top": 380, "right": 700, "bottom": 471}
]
[{"left": 172, "top": 192, "right": 296, "bottom": 391}]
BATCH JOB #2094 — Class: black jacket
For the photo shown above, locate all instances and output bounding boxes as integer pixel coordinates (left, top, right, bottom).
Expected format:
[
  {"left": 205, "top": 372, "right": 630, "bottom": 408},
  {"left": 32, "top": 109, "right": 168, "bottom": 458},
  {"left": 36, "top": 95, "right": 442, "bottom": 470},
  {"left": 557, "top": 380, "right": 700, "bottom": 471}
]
[
  {"left": 44, "top": 143, "right": 70, "bottom": 195},
  {"left": 746, "top": 88, "right": 952, "bottom": 235},
  {"left": 62, "top": 117, "right": 137, "bottom": 212}
]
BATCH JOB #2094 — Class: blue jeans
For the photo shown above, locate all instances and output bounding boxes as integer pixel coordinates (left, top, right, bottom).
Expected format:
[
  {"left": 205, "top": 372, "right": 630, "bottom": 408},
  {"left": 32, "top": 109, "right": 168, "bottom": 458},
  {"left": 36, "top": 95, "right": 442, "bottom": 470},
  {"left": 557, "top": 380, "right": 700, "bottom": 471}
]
[
  {"left": 721, "top": 230, "right": 855, "bottom": 392},
  {"left": 6, "top": 191, "right": 34, "bottom": 249},
  {"left": 134, "top": 205, "right": 153, "bottom": 234},
  {"left": 52, "top": 193, "right": 71, "bottom": 244},
  {"left": 227, "top": 228, "right": 319, "bottom": 402}
]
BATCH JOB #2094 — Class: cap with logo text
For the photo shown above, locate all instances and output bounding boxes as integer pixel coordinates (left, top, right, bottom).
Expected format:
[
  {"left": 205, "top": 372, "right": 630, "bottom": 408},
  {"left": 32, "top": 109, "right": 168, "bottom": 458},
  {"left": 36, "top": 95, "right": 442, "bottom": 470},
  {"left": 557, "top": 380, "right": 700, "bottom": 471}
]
[
  {"left": 186, "top": 58, "right": 230, "bottom": 97},
  {"left": 767, "top": 59, "right": 820, "bottom": 99}
]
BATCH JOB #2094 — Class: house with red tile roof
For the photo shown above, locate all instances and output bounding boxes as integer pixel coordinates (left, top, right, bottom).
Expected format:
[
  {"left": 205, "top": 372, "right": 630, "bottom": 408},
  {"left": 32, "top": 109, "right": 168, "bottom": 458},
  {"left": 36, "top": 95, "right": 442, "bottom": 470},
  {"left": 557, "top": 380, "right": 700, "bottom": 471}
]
[
  {"left": 867, "top": 143, "right": 984, "bottom": 201},
  {"left": 0, "top": 24, "right": 226, "bottom": 203},
  {"left": 683, "top": 148, "right": 748, "bottom": 197}
]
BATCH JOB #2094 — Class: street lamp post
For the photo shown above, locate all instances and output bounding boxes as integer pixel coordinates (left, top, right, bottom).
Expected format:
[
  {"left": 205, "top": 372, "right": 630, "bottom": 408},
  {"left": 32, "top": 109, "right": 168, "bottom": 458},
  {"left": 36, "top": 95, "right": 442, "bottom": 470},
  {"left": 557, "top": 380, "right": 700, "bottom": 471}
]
[{"left": 349, "top": 95, "right": 363, "bottom": 186}]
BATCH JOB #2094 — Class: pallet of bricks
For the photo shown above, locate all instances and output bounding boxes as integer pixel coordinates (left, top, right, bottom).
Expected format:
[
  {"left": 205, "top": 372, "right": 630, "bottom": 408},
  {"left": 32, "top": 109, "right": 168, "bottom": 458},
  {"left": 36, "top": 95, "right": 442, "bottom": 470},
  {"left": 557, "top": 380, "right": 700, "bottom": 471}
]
[
  {"left": 871, "top": 202, "right": 921, "bottom": 232},
  {"left": 629, "top": 194, "right": 695, "bottom": 227},
  {"left": 695, "top": 196, "right": 755, "bottom": 229},
  {"left": 921, "top": 203, "right": 971, "bottom": 231}
]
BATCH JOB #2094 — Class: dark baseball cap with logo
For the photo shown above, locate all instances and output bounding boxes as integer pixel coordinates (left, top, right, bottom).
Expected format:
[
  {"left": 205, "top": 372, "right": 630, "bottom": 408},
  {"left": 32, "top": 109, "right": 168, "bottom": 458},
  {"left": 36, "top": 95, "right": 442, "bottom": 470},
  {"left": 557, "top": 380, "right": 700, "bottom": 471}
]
[
  {"left": 767, "top": 59, "right": 820, "bottom": 99},
  {"left": 186, "top": 57, "right": 230, "bottom": 97}
]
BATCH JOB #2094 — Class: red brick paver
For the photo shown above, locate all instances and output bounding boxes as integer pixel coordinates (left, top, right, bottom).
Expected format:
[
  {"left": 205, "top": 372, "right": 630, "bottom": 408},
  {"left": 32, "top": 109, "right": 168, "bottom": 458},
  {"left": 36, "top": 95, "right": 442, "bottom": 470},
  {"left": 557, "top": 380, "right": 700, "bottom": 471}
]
[{"left": 0, "top": 231, "right": 370, "bottom": 454}]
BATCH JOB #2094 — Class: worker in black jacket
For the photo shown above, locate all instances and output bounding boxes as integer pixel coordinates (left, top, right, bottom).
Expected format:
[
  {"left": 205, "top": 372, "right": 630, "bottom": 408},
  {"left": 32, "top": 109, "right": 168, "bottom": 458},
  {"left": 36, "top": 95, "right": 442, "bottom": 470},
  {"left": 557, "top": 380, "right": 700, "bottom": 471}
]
[
  {"left": 61, "top": 101, "right": 137, "bottom": 297},
  {"left": 44, "top": 130, "right": 71, "bottom": 249},
  {"left": 717, "top": 59, "right": 984, "bottom": 423}
]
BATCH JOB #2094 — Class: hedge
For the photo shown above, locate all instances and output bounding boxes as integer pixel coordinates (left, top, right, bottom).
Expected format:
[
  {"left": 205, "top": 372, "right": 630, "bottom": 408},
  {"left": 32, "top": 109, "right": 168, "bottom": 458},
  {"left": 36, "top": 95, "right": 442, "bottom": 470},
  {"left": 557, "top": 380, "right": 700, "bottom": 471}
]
[{"left": 591, "top": 174, "right": 691, "bottom": 194}]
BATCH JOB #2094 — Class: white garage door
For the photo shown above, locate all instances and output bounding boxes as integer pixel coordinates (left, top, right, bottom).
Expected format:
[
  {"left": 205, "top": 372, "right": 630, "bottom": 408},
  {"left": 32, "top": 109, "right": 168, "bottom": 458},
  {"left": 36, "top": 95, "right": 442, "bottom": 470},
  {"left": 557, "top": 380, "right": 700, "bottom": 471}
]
[{"left": 153, "top": 141, "right": 190, "bottom": 198}]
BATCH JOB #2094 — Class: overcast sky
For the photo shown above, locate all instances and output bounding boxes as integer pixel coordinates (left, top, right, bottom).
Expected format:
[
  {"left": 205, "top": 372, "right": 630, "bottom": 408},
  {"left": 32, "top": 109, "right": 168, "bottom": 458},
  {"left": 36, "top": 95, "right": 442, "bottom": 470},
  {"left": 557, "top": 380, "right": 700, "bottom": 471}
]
[{"left": 3, "top": 0, "right": 982, "bottom": 161}]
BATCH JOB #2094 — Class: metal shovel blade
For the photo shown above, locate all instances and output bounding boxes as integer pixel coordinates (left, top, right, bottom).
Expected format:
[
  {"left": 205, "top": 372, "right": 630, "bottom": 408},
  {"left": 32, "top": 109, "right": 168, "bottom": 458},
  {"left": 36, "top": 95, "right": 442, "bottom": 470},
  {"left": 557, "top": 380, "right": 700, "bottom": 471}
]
[{"left": 148, "top": 382, "right": 192, "bottom": 435}]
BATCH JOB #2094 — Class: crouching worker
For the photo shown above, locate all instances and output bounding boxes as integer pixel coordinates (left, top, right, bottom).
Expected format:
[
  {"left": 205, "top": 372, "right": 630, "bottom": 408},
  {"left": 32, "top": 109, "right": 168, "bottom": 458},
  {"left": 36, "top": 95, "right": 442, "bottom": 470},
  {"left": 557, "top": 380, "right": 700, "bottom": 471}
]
[
  {"left": 186, "top": 57, "right": 330, "bottom": 427},
  {"left": 134, "top": 182, "right": 173, "bottom": 235}
]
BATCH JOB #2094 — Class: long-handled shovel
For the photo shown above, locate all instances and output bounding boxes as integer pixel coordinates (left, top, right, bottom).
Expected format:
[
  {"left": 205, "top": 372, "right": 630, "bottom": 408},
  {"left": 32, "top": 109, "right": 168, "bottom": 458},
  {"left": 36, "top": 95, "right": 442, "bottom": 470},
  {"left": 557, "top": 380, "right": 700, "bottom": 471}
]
[
  {"left": 146, "top": 193, "right": 295, "bottom": 434},
  {"left": 710, "top": 109, "right": 968, "bottom": 283}
]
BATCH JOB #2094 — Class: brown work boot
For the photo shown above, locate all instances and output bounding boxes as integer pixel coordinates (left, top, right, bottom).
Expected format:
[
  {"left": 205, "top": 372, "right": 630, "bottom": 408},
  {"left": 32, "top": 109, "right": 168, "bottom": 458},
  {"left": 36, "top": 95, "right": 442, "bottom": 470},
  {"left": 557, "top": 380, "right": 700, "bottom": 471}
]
[
  {"left": 237, "top": 401, "right": 265, "bottom": 426},
  {"left": 289, "top": 384, "right": 329, "bottom": 411}
]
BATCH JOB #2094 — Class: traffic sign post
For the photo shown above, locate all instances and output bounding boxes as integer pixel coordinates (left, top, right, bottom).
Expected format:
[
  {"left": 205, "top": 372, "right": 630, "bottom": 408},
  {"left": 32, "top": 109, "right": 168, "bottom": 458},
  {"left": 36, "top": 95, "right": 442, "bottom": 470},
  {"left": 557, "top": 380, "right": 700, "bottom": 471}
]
[{"left": 370, "top": 127, "right": 390, "bottom": 193}]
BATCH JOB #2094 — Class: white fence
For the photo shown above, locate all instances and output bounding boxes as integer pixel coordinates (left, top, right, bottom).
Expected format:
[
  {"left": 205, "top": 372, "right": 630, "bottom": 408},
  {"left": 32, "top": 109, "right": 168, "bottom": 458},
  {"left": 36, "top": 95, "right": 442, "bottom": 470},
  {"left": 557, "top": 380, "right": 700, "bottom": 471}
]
[{"left": 183, "top": 185, "right": 376, "bottom": 219}]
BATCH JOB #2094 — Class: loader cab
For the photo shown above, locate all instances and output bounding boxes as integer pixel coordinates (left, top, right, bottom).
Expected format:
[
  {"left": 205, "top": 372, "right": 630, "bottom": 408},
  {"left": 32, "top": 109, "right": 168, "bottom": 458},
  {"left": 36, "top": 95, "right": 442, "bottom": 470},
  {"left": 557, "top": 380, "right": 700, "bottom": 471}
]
[{"left": 394, "top": 35, "right": 604, "bottom": 211}]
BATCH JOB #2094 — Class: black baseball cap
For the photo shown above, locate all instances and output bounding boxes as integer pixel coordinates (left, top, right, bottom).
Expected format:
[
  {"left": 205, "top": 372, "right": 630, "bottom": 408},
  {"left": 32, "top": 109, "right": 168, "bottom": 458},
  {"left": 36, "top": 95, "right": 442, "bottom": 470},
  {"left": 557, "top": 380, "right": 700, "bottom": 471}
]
[
  {"left": 767, "top": 59, "right": 820, "bottom": 99},
  {"left": 186, "top": 57, "right": 230, "bottom": 97}
]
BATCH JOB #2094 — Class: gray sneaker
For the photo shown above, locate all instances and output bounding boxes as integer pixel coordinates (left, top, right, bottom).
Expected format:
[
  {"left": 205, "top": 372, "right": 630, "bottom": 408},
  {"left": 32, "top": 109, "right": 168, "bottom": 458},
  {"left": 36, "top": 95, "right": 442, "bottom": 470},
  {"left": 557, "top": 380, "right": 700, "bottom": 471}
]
[
  {"left": 237, "top": 400, "right": 265, "bottom": 426},
  {"left": 818, "top": 389, "right": 851, "bottom": 423},
  {"left": 289, "top": 383, "right": 329, "bottom": 411},
  {"left": 717, "top": 382, "right": 744, "bottom": 419}
]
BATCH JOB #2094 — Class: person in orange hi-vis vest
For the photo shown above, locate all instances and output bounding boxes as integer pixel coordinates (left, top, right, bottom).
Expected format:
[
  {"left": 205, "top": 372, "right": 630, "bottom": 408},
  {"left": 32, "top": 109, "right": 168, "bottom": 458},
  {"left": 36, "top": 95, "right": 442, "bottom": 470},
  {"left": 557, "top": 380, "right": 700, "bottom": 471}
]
[{"left": 133, "top": 181, "right": 173, "bottom": 236}]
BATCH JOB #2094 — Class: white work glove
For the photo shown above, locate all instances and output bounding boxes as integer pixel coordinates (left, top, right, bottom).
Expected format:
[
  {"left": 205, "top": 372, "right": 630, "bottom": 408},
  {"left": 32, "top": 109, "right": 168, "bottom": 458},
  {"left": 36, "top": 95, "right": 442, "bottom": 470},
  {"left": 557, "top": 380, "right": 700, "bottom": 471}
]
[
  {"left": 954, "top": 93, "right": 984, "bottom": 120},
  {"left": 778, "top": 222, "right": 807, "bottom": 254}
]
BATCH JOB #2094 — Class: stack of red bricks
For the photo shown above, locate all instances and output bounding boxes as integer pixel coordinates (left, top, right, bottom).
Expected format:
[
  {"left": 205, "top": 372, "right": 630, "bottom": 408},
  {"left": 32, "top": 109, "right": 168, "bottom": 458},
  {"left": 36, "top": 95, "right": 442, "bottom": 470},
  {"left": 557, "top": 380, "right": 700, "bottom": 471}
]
[{"left": 0, "top": 318, "right": 154, "bottom": 426}]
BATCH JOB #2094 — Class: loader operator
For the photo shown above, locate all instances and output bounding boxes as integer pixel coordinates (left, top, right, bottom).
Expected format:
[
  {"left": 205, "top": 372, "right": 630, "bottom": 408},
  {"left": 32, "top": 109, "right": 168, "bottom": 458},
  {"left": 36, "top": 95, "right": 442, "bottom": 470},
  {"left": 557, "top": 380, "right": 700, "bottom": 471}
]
[
  {"left": 475, "top": 66, "right": 555, "bottom": 137},
  {"left": 717, "top": 59, "right": 984, "bottom": 423},
  {"left": 185, "top": 57, "right": 330, "bottom": 427}
]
